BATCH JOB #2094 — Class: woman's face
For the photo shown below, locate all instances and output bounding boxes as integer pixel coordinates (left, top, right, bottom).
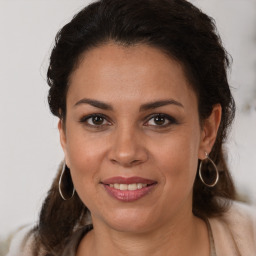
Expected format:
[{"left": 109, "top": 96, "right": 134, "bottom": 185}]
[{"left": 59, "top": 43, "right": 217, "bottom": 232}]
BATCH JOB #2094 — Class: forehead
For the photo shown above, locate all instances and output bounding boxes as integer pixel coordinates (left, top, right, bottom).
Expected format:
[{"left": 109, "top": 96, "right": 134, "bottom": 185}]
[{"left": 67, "top": 43, "right": 197, "bottom": 109}]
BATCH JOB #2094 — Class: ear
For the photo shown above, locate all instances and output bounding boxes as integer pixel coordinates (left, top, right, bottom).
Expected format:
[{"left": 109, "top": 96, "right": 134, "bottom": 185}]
[
  {"left": 198, "top": 104, "right": 222, "bottom": 160},
  {"left": 58, "top": 119, "right": 70, "bottom": 167}
]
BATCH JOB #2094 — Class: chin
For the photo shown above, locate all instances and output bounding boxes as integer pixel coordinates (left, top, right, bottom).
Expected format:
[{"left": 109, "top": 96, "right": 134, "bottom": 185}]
[
  {"left": 94, "top": 207, "right": 159, "bottom": 234},
  {"left": 109, "top": 220, "right": 154, "bottom": 234}
]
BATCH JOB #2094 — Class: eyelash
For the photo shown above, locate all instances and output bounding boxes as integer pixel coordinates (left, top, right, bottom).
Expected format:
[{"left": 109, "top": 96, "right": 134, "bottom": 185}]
[
  {"left": 79, "top": 113, "right": 111, "bottom": 129},
  {"left": 79, "top": 113, "right": 178, "bottom": 129},
  {"left": 145, "top": 113, "right": 178, "bottom": 128}
]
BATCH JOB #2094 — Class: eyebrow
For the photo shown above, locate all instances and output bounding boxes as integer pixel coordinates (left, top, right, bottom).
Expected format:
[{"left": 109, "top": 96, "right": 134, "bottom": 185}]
[
  {"left": 74, "top": 98, "right": 184, "bottom": 111},
  {"left": 74, "top": 98, "right": 113, "bottom": 110},
  {"left": 139, "top": 99, "right": 184, "bottom": 111}
]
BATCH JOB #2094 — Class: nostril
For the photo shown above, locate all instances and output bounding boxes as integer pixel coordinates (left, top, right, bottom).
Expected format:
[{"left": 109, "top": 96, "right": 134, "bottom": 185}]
[
  {"left": 108, "top": 140, "right": 148, "bottom": 166},
  {"left": 110, "top": 158, "right": 143, "bottom": 167},
  {"left": 110, "top": 159, "right": 118, "bottom": 164},
  {"left": 130, "top": 159, "right": 140, "bottom": 164}
]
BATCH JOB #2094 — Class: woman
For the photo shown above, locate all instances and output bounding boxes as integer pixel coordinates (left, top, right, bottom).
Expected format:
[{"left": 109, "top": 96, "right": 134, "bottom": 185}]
[{"left": 7, "top": 0, "right": 256, "bottom": 255}]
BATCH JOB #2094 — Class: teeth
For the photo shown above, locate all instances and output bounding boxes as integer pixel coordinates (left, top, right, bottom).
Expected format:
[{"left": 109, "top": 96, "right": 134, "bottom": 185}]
[
  {"left": 114, "top": 183, "right": 120, "bottom": 189},
  {"left": 128, "top": 184, "right": 137, "bottom": 190},
  {"left": 109, "top": 183, "right": 148, "bottom": 190},
  {"left": 120, "top": 184, "right": 128, "bottom": 190},
  {"left": 137, "top": 183, "right": 143, "bottom": 189}
]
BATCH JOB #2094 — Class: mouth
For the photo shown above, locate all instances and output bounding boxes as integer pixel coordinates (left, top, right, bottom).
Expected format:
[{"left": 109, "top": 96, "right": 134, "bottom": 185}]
[
  {"left": 107, "top": 183, "right": 148, "bottom": 190},
  {"left": 101, "top": 176, "right": 157, "bottom": 202}
]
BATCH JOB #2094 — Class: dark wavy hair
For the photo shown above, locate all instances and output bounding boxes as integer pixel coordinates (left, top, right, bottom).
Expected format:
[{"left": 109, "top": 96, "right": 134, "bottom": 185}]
[{"left": 33, "top": 0, "right": 236, "bottom": 254}]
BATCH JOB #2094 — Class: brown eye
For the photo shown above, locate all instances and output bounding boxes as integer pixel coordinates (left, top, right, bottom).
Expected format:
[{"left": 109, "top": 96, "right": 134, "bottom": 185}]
[
  {"left": 80, "top": 114, "right": 111, "bottom": 128},
  {"left": 153, "top": 115, "right": 166, "bottom": 125},
  {"left": 91, "top": 116, "right": 104, "bottom": 125},
  {"left": 145, "top": 114, "right": 178, "bottom": 127}
]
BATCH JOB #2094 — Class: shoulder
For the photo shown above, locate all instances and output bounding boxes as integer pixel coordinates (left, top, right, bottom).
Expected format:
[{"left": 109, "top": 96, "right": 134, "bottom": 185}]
[
  {"left": 222, "top": 201, "right": 256, "bottom": 231},
  {"left": 209, "top": 200, "right": 256, "bottom": 255},
  {"left": 6, "top": 224, "right": 93, "bottom": 256},
  {"left": 6, "top": 224, "right": 37, "bottom": 256}
]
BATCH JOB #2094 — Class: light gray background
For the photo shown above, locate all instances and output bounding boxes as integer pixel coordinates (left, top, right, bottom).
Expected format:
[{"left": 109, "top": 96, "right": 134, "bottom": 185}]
[{"left": 0, "top": 0, "right": 255, "bottom": 239}]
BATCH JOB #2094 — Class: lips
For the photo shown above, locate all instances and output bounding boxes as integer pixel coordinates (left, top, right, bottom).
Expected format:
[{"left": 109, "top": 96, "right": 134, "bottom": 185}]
[
  {"left": 101, "top": 176, "right": 157, "bottom": 202},
  {"left": 102, "top": 176, "right": 156, "bottom": 185}
]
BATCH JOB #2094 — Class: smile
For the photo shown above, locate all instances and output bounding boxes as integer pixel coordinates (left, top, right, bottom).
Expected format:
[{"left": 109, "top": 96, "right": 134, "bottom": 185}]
[
  {"left": 108, "top": 183, "right": 147, "bottom": 190},
  {"left": 101, "top": 176, "right": 157, "bottom": 202}
]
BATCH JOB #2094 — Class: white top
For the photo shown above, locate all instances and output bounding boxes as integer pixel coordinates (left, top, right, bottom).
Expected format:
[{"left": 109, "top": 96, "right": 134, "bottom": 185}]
[
  {"left": 6, "top": 201, "right": 256, "bottom": 256},
  {"left": 209, "top": 201, "right": 256, "bottom": 255}
]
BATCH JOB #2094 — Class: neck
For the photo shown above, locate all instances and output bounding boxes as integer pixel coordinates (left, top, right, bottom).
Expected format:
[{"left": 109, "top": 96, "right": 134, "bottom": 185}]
[{"left": 77, "top": 212, "right": 210, "bottom": 256}]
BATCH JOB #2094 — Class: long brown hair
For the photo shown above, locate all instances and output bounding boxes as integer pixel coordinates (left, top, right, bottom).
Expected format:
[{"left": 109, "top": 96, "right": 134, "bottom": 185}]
[{"left": 34, "top": 0, "right": 236, "bottom": 254}]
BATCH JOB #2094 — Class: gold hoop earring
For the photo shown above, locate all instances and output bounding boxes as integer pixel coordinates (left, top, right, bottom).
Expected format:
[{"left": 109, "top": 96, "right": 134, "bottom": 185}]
[
  {"left": 59, "top": 162, "right": 75, "bottom": 200},
  {"left": 199, "top": 152, "right": 219, "bottom": 188}
]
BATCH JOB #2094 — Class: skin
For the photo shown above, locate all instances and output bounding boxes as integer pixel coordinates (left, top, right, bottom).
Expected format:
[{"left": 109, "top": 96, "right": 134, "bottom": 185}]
[{"left": 59, "top": 43, "right": 221, "bottom": 256}]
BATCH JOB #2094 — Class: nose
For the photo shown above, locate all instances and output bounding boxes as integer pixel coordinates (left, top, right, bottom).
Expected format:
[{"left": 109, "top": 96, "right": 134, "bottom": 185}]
[{"left": 108, "top": 126, "right": 148, "bottom": 167}]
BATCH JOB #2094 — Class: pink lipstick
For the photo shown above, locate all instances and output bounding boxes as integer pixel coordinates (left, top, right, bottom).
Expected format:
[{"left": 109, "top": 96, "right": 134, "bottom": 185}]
[{"left": 101, "top": 176, "right": 157, "bottom": 202}]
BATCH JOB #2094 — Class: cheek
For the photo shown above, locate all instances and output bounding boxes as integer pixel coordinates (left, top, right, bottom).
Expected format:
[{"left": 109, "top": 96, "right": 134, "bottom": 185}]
[
  {"left": 64, "top": 128, "right": 107, "bottom": 188},
  {"left": 152, "top": 132, "right": 200, "bottom": 189},
  {"left": 65, "top": 135, "right": 107, "bottom": 209},
  {"left": 65, "top": 119, "right": 105, "bottom": 162}
]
